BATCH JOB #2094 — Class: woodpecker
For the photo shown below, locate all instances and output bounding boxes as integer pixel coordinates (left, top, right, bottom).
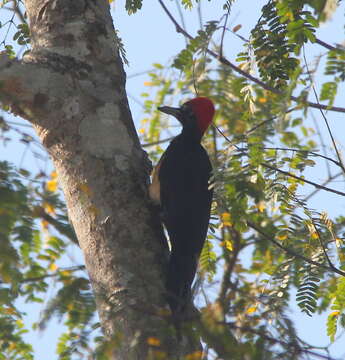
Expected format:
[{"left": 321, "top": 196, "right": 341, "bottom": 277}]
[{"left": 149, "top": 97, "right": 215, "bottom": 316}]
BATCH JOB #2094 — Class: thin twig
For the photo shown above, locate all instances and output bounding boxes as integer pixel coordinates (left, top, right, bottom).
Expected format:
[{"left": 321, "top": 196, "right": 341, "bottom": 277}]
[
  {"left": 247, "top": 221, "right": 345, "bottom": 277},
  {"left": 261, "top": 147, "right": 341, "bottom": 168},
  {"left": 226, "top": 323, "right": 337, "bottom": 360},
  {"left": 302, "top": 46, "right": 345, "bottom": 174},
  {"left": 127, "top": 69, "right": 156, "bottom": 79},
  {"left": 262, "top": 162, "right": 345, "bottom": 198},
  {"left": 0, "top": 265, "right": 85, "bottom": 284},
  {"left": 197, "top": 1, "right": 203, "bottom": 30},
  {"left": 284, "top": 185, "right": 339, "bottom": 276},
  {"left": 244, "top": 107, "right": 297, "bottom": 135},
  {"left": 233, "top": 145, "right": 341, "bottom": 168},
  {"left": 222, "top": 30, "right": 344, "bottom": 54},
  {"left": 12, "top": 0, "right": 26, "bottom": 24},
  {"left": 311, "top": 111, "right": 331, "bottom": 177},
  {"left": 157, "top": 0, "right": 345, "bottom": 114},
  {"left": 142, "top": 136, "right": 174, "bottom": 148},
  {"left": 219, "top": 5, "right": 231, "bottom": 59},
  {"left": 304, "top": 172, "right": 343, "bottom": 201},
  {"left": 33, "top": 206, "right": 79, "bottom": 245},
  {"left": 212, "top": 123, "right": 345, "bottom": 197},
  {"left": 315, "top": 38, "right": 345, "bottom": 52},
  {"left": 174, "top": 0, "right": 188, "bottom": 46}
]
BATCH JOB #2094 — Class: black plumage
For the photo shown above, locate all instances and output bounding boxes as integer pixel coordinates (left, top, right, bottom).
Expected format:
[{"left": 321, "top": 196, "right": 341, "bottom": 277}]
[{"left": 149, "top": 97, "right": 215, "bottom": 316}]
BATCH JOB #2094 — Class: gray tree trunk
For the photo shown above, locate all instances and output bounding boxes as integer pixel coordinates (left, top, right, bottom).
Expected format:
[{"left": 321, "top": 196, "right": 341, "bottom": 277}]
[{"left": 0, "top": 0, "right": 195, "bottom": 358}]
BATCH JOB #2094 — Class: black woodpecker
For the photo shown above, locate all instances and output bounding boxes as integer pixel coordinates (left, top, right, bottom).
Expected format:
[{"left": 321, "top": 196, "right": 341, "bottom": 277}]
[{"left": 149, "top": 97, "right": 215, "bottom": 316}]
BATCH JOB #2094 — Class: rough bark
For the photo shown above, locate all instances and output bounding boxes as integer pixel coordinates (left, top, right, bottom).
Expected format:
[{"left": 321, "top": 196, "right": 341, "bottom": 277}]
[{"left": 0, "top": 0, "right": 193, "bottom": 358}]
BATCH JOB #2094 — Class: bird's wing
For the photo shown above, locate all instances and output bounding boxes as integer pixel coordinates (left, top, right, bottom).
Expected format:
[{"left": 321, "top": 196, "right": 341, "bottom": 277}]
[
  {"left": 159, "top": 144, "right": 213, "bottom": 255},
  {"left": 159, "top": 144, "right": 213, "bottom": 313}
]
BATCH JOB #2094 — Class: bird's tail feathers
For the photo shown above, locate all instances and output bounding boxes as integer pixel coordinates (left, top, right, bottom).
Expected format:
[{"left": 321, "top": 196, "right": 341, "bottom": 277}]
[{"left": 166, "top": 250, "right": 199, "bottom": 317}]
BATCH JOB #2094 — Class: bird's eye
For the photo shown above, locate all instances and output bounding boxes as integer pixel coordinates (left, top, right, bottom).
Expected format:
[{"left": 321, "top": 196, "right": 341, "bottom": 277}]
[{"left": 181, "top": 104, "right": 193, "bottom": 118}]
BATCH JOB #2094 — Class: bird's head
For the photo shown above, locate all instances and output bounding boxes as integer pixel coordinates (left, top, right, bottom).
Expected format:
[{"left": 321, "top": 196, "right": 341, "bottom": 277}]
[{"left": 158, "top": 97, "right": 215, "bottom": 136}]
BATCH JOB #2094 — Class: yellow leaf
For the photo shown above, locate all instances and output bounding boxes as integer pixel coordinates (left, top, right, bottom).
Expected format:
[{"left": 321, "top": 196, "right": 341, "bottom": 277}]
[
  {"left": 185, "top": 351, "right": 203, "bottom": 360},
  {"left": 221, "top": 240, "right": 233, "bottom": 251},
  {"left": 147, "top": 337, "right": 161, "bottom": 347},
  {"left": 246, "top": 306, "right": 257, "bottom": 314},
  {"left": 3, "top": 307, "right": 17, "bottom": 315},
  {"left": 311, "top": 232, "right": 319, "bottom": 240},
  {"left": 256, "top": 201, "right": 265, "bottom": 212},
  {"left": 16, "top": 319, "right": 24, "bottom": 328},
  {"left": 221, "top": 212, "right": 230, "bottom": 221},
  {"left": 46, "top": 179, "right": 58, "bottom": 192},
  {"left": 49, "top": 263, "right": 58, "bottom": 271},
  {"left": 335, "top": 238, "right": 343, "bottom": 248},
  {"left": 286, "top": 11, "right": 294, "bottom": 21},
  {"left": 288, "top": 183, "right": 298, "bottom": 192},
  {"left": 41, "top": 220, "right": 49, "bottom": 229},
  {"left": 238, "top": 62, "right": 249, "bottom": 70},
  {"left": 232, "top": 24, "right": 242, "bottom": 33},
  {"left": 60, "top": 270, "right": 72, "bottom": 277},
  {"left": 43, "top": 202, "right": 55, "bottom": 215},
  {"left": 221, "top": 212, "right": 232, "bottom": 227}
]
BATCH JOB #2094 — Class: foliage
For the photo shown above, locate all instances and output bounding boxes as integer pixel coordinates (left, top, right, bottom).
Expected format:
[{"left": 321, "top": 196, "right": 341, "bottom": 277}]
[
  {"left": 1, "top": 0, "right": 345, "bottom": 359},
  {"left": 125, "top": 0, "right": 143, "bottom": 14},
  {"left": 0, "top": 162, "right": 97, "bottom": 358},
  {"left": 248, "top": 0, "right": 318, "bottom": 88},
  {"left": 172, "top": 20, "right": 218, "bottom": 71},
  {"left": 135, "top": 0, "right": 345, "bottom": 357}
]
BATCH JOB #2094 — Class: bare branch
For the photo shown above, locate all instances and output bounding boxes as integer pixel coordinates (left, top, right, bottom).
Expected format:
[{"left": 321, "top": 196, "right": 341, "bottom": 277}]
[
  {"left": 315, "top": 38, "right": 345, "bottom": 52},
  {"left": 219, "top": 6, "right": 231, "bottom": 59},
  {"left": 302, "top": 46, "right": 345, "bottom": 174},
  {"left": 311, "top": 111, "right": 332, "bottom": 177},
  {"left": 142, "top": 136, "right": 174, "bottom": 148},
  {"left": 304, "top": 172, "right": 343, "bottom": 201}
]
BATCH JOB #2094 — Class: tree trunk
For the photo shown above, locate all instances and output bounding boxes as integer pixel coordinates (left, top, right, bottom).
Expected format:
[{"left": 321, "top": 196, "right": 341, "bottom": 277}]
[{"left": 0, "top": 0, "right": 194, "bottom": 358}]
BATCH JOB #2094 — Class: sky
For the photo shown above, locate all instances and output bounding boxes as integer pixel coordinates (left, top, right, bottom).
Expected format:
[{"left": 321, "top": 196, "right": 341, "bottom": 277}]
[{"left": 1, "top": 0, "right": 345, "bottom": 358}]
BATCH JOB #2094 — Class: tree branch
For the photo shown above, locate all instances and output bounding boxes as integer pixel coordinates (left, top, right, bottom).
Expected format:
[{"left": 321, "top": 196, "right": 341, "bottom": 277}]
[
  {"left": 304, "top": 172, "right": 343, "bottom": 201},
  {"left": 6, "top": 0, "right": 179, "bottom": 357},
  {"left": 247, "top": 221, "right": 345, "bottom": 277},
  {"left": 157, "top": 0, "right": 345, "bottom": 114},
  {"left": 315, "top": 38, "right": 345, "bottom": 52},
  {"left": 227, "top": 323, "right": 337, "bottom": 360},
  {"left": 261, "top": 162, "right": 345, "bottom": 198},
  {"left": 213, "top": 124, "right": 345, "bottom": 198}
]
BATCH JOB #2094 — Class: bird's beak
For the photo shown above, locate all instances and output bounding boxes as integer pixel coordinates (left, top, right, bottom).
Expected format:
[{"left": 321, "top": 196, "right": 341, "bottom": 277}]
[{"left": 158, "top": 106, "right": 183, "bottom": 122}]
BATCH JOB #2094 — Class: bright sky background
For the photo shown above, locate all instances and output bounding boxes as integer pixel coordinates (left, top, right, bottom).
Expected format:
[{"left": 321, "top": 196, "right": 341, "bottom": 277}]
[{"left": 1, "top": 0, "right": 345, "bottom": 358}]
